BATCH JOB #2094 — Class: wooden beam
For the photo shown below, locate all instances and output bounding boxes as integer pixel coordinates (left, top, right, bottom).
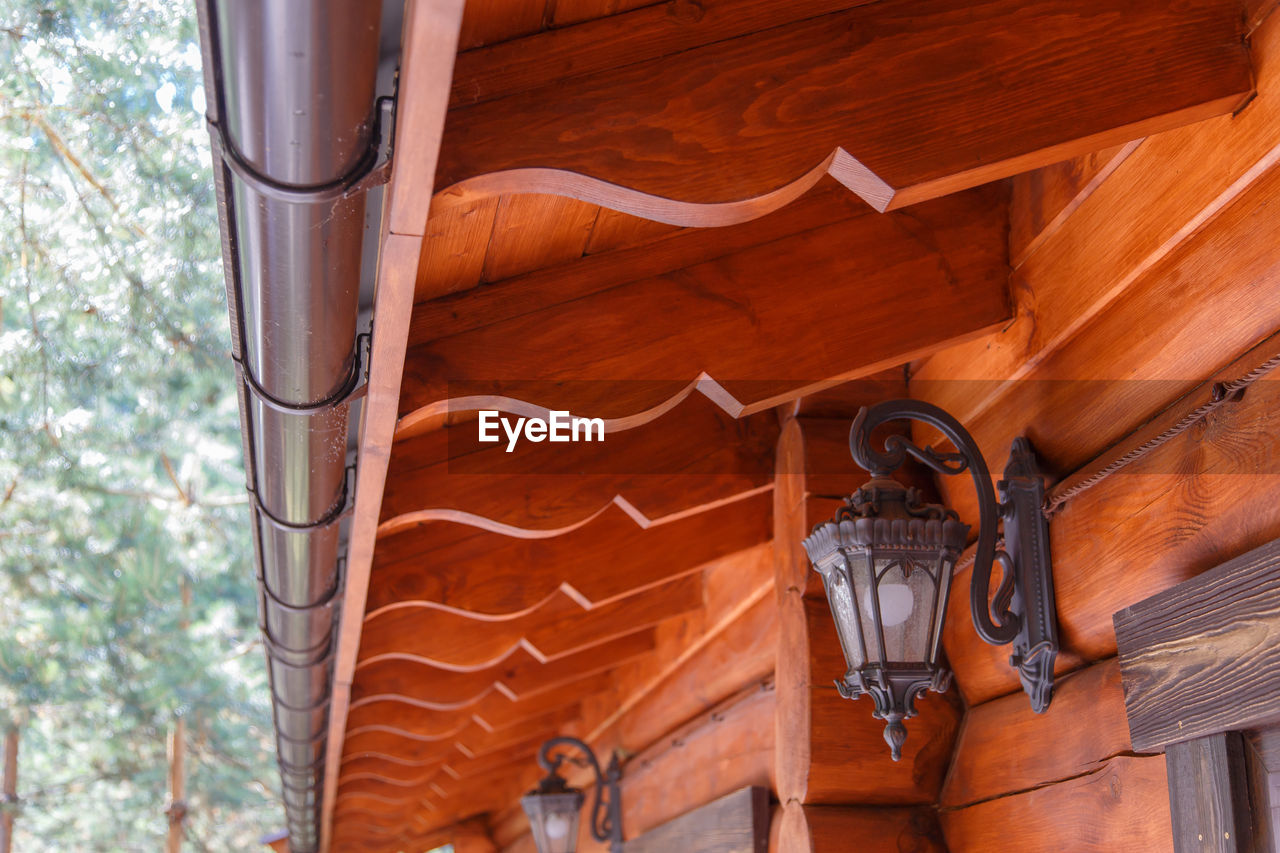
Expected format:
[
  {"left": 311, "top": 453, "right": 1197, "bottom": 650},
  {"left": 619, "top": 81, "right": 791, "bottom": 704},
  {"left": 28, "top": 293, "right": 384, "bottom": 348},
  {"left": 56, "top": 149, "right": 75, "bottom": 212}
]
[
  {"left": 436, "top": 0, "right": 1250, "bottom": 218},
  {"left": 399, "top": 185, "right": 1009, "bottom": 430},
  {"left": 349, "top": 630, "right": 656, "bottom": 710},
  {"left": 1114, "top": 537, "right": 1280, "bottom": 752},
  {"left": 939, "top": 755, "right": 1173, "bottom": 851},
  {"left": 914, "top": 7, "right": 1280, "bottom": 527},
  {"left": 1165, "top": 733, "right": 1254, "bottom": 853},
  {"left": 379, "top": 393, "right": 778, "bottom": 534},
  {"left": 941, "top": 658, "right": 1131, "bottom": 809},
  {"left": 356, "top": 572, "right": 705, "bottom": 671},
  {"left": 769, "top": 802, "right": 945, "bottom": 853},
  {"left": 367, "top": 491, "right": 771, "bottom": 616},
  {"left": 623, "top": 786, "right": 769, "bottom": 853}
]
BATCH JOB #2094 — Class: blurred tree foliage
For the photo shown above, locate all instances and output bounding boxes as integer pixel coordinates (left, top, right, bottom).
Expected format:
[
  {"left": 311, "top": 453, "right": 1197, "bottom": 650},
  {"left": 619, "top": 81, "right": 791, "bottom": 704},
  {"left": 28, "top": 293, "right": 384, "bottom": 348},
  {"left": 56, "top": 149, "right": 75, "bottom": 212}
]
[{"left": 0, "top": 1, "right": 279, "bottom": 849}]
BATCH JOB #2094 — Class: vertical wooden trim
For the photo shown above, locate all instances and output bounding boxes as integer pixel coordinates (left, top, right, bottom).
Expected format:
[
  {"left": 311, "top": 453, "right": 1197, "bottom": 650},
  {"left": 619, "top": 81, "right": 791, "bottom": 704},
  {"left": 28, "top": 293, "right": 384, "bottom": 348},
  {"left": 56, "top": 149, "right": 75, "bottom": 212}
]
[
  {"left": 1165, "top": 733, "right": 1254, "bottom": 853},
  {"left": 774, "top": 418, "right": 810, "bottom": 806},
  {"left": 318, "top": 1, "right": 466, "bottom": 849},
  {"left": 0, "top": 724, "right": 17, "bottom": 853}
]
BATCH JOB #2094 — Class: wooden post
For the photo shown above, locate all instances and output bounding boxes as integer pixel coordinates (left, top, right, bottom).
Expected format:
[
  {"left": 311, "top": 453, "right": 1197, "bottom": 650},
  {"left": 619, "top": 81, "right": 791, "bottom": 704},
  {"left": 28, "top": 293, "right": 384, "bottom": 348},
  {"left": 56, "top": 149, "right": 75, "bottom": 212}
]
[
  {"left": 1165, "top": 733, "right": 1254, "bottom": 853},
  {"left": 1, "top": 723, "right": 18, "bottom": 853},
  {"left": 166, "top": 579, "right": 191, "bottom": 853}
]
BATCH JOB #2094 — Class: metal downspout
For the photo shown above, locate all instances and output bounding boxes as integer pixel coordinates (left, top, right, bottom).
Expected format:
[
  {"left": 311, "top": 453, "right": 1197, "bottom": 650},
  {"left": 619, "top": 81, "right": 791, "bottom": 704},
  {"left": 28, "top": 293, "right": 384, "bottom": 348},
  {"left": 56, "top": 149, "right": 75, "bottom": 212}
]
[{"left": 195, "top": 2, "right": 392, "bottom": 848}]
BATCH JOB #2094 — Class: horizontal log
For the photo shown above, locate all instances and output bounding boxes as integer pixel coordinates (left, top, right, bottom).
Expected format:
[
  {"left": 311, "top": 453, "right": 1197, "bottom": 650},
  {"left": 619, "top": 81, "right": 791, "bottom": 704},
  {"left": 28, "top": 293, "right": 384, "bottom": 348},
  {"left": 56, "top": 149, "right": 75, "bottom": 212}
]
[
  {"left": 915, "top": 8, "right": 1280, "bottom": 522},
  {"left": 437, "top": 0, "right": 1250, "bottom": 217},
  {"left": 358, "top": 572, "right": 704, "bottom": 670},
  {"left": 920, "top": 124, "right": 1280, "bottom": 530},
  {"left": 939, "top": 755, "right": 1173, "bottom": 852},
  {"left": 380, "top": 392, "right": 778, "bottom": 532},
  {"left": 942, "top": 339, "right": 1280, "bottom": 706},
  {"left": 367, "top": 491, "right": 770, "bottom": 616},
  {"left": 769, "top": 802, "right": 945, "bottom": 853},
  {"left": 400, "top": 185, "right": 1009, "bottom": 427},
  {"left": 940, "top": 657, "right": 1131, "bottom": 808},
  {"left": 1115, "top": 537, "right": 1280, "bottom": 752}
]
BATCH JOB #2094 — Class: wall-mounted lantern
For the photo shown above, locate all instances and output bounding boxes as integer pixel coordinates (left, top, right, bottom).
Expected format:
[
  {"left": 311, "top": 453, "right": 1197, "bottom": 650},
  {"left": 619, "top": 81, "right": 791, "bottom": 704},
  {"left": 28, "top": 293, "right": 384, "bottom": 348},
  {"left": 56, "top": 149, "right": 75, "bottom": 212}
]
[
  {"left": 802, "top": 400, "right": 1059, "bottom": 760},
  {"left": 521, "top": 736, "right": 623, "bottom": 853}
]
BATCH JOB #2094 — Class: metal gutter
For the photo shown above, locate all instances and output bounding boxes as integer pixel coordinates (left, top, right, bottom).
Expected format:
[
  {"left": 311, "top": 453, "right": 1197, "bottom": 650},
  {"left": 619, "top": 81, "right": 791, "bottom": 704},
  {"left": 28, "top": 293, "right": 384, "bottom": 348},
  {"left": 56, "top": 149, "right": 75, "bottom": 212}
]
[{"left": 194, "top": 2, "right": 399, "bottom": 848}]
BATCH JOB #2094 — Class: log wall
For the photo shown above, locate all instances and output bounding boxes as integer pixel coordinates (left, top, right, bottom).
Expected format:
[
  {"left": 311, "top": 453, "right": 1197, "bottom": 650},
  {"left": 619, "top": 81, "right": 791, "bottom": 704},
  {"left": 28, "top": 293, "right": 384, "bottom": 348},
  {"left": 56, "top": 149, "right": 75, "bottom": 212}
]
[{"left": 924, "top": 7, "right": 1280, "bottom": 850}]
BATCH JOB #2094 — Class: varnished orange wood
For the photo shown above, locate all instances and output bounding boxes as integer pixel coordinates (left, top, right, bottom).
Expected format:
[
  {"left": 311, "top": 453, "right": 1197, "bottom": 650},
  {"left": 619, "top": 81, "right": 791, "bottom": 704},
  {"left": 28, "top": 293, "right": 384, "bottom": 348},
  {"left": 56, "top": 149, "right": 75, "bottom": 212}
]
[
  {"left": 1009, "top": 141, "right": 1140, "bottom": 268},
  {"left": 437, "top": 0, "right": 1250, "bottom": 217},
  {"left": 349, "top": 629, "right": 656, "bottom": 712},
  {"left": 357, "top": 572, "right": 705, "bottom": 670},
  {"left": 379, "top": 393, "right": 777, "bottom": 534},
  {"left": 914, "top": 9, "right": 1280, "bottom": 525},
  {"left": 400, "top": 185, "right": 1009, "bottom": 428},
  {"left": 943, "top": 339, "right": 1280, "bottom": 706},
  {"left": 939, "top": 755, "right": 1173, "bottom": 852},
  {"left": 918, "top": 48, "right": 1280, "bottom": 528},
  {"left": 940, "top": 658, "right": 1131, "bottom": 809},
  {"left": 368, "top": 490, "right": 769, "bottom": 617},
  {"left": 480, "top": 194, "right": 600, "bottom": 283},
  {"left": 415, "top": 197, "right": 500, "bottom": 301}
]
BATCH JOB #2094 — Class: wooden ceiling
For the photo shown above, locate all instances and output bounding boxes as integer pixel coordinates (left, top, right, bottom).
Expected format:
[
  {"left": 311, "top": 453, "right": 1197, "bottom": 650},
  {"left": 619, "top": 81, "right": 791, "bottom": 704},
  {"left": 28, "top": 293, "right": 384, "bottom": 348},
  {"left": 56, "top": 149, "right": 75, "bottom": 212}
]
[{"left": 323, "top": 0, "right": 1256, "bottom": 848}]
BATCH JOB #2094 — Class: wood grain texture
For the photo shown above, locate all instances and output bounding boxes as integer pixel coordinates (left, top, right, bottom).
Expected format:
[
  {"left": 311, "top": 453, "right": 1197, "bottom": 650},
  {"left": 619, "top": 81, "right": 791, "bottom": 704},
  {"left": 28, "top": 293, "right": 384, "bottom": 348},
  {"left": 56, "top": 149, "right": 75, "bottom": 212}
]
[
  {"left": 1009, "top": 141, "right": 1140, "bottom": 268},
  {"left": 349, "top": 629, "right": 655, "bottom": 710},
  {"left": 415, "top": 197, "right": 499, "bottom": 302},
  {"left": 942, "top": 339, "right": 1280, "bottom": 707},
  {"left": 1165, "top": 733, "right": 1254, "bottom": 853},
  {"left": 940, "top": 755, "right": 1174, "bottom": 852},
  {"left": 918, "top": 104, "right": 1280, "bottom": 531},
  {"left": 367, "top": 491, "right": 770, "bottom": 616},
  {"left": 378, "top": 393, "right": 777, "bottom": 534},
  {"left": 622, "top": 786, "right": 769, "bottom": 853},
  {"left": 357, "top": 572, "right": 705, "bottom": 670},
  {"left": 1244, "top": 728, "right": 1280, "bottom": 852},
  {"left": 770, "top": 802, "right": 945, "bottom": 853},
  {"left": 400, "top": 185, "right": 1009, "bottom": 429},
  {"left": 1115, "top": 538, "right": 1280, "bottom": 752},
  {"left": 941, "top": 657, "right": 1131, "bottom": 809},
  {"left": 480, "top": 193, "right": 599, "bottom": 283},
  {"left": 913, "top": 8, "right": 1280, "bottom": 484},
  {"left": 437, "top": 0, "right": 1250, "bottom": 216}
]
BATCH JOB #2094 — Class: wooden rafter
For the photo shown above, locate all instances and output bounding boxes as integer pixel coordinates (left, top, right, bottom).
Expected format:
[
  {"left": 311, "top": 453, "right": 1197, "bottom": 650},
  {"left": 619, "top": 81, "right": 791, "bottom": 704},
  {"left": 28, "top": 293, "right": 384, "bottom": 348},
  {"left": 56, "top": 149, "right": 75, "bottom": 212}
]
[{"left": 435, "top": 0, "right": 1251, "bottom": 218}]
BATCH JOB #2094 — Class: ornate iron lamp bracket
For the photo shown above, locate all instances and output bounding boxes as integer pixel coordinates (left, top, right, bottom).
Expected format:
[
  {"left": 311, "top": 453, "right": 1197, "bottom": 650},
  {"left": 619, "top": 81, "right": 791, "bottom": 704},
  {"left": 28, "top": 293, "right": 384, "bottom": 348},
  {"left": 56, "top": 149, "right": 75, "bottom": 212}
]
[
  {"left": 537, "top": 736, "right": 624, "bottom": 853},
  {"left": 849, "top": 400, "right": 1059, "bottom": 712}
]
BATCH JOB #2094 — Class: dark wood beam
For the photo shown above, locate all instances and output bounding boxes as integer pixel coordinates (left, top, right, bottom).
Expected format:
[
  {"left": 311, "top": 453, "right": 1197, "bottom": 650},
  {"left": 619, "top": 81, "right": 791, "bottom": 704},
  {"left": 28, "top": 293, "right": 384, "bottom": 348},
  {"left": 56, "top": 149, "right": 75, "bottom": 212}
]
[
  {"left": 1114, "top": 537, "right": 1280, "bottom": 753},
  {"left": 436, "top": 0, "right": 1250, "bottom": 218},
  {"left": 1165, "top": 733, "right": 1255, "bottom": 853},
  {"left": 623, "top": 786, "right": 769, "bottom": 853}
]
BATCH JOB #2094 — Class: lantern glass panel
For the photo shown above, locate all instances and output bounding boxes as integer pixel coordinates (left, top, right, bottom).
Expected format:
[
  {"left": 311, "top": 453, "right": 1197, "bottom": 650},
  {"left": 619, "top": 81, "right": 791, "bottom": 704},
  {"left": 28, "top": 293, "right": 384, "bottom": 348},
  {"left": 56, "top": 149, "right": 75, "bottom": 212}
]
[
  {"left": 819, "top": 550, "right": 866, "bottom": 671},
  {"left": 521, "top": 789, "right": 584, "bottom": 853},
  {"left": 868, "top": 558, "right": 937, "bottom": 663}
]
